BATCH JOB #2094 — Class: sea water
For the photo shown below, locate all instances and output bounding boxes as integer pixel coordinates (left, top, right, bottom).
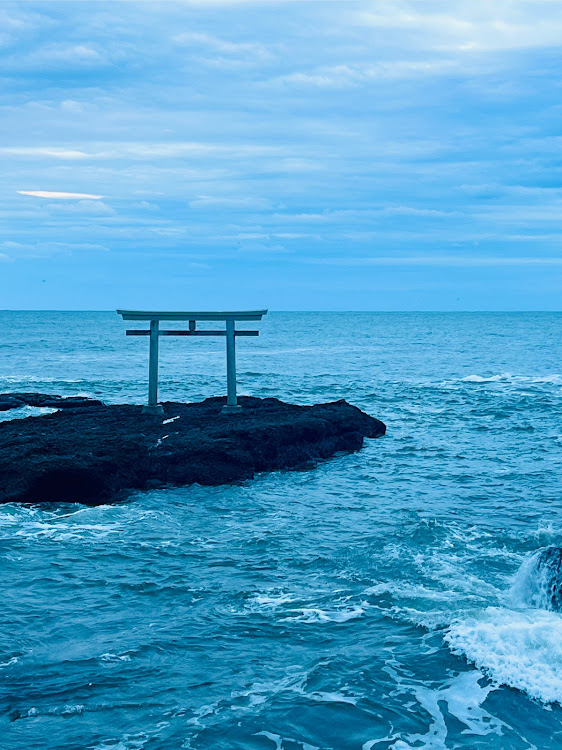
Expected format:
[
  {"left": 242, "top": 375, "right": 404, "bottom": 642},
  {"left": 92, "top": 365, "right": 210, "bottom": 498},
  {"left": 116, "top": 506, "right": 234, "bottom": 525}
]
[{"left": 0, "top": 311, "right": 561, "bottom": 750}]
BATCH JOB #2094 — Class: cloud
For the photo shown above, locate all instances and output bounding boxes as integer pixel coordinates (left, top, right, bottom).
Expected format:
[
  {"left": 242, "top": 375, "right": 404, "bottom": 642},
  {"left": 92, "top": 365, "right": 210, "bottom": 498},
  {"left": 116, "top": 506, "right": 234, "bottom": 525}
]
[
  {"left": 1, "top": 147, "right": 89, "bottom": 159},
  {"left": 17, "top": 191, "right": 103, "bottom": 199},
  {"left": 357, "top": 1, "right": 562, "bottom": 52},
  {"left": 270, "top": 207, "right": 453, "bottom": 224},
  {"left": 302, "top": 256, "right": 562, "bottom": 267},
  {"left": 173, "top": 31, "right": 270, "bottom": 59},
  {"left": 45, "top": 200, "right": 115, "bottom": 215},
  {"left": 1, "top": 0, "right": 561, "bottom": 308},
  {"left": 476, "top": 204, "right": 562, "bottom": 222},
  {"left": 189, "top": 195, "right": 272, "bottom": 209},
  {"left": 381, "top": 206, "right": 453, "bottom": 217},
  {"left": 10, "top": 42, "right": 107, "bottom": 70},
  {"left": 279, "top": 60, "right": 461, "bottom": 88},
  {"left": 171, "top": 0, "right": 302, "bottom": 4},
  {"left": 0, "top": 9, "right": 26, "bottom": 30},
  {"left": 5, "top": 142, "right": 282, "bottom": 162},
  {"left": 0, "top": 241, "right": 109, "bottom": 259},
  {"left": 236, "top": 241, "right": 289, "bottom": 254}
]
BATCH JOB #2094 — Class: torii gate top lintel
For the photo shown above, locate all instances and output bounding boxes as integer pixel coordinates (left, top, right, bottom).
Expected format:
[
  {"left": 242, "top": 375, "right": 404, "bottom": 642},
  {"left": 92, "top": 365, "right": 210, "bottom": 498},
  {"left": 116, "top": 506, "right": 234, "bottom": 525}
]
[
  {"left": 117, "top": 309, "right": 267, "bottom": 322},
  {"left": 116, "top": 309, "right": 268, "bottom": 415}
]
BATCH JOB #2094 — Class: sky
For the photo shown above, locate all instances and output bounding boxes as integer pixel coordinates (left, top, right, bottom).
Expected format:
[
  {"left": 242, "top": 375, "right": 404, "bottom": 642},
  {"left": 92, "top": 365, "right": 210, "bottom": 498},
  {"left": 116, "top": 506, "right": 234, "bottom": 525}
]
[{"left": 1, "top": 0, "right": 561, "bottom": 310}]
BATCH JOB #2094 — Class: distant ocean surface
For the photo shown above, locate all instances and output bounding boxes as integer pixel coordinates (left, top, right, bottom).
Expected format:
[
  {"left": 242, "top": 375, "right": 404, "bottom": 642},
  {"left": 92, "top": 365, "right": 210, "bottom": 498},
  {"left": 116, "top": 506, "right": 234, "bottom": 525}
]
[{"left": 1, "top": 311, "right": 561, "bottom": 750}]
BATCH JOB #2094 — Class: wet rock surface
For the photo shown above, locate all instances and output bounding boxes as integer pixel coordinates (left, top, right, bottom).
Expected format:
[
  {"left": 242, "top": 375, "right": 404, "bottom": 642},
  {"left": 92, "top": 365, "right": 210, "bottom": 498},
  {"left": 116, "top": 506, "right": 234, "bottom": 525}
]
[{"left": 0, "top": 394, "right": 385, "bottom": 505}]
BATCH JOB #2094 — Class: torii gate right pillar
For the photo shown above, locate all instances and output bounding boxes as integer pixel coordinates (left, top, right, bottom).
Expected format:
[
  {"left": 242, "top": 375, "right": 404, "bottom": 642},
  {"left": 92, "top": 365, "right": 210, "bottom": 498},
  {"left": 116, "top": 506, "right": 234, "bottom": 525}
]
[{"left": 223, "top": 319, "right": 240, "bottom": 413}]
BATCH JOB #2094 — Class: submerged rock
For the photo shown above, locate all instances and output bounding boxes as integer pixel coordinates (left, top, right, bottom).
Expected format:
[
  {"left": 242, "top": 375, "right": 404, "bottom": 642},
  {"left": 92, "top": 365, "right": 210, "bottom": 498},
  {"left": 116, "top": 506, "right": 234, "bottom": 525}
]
[{"left": 0, "top": 394, "right": 385, "bottom": 505}]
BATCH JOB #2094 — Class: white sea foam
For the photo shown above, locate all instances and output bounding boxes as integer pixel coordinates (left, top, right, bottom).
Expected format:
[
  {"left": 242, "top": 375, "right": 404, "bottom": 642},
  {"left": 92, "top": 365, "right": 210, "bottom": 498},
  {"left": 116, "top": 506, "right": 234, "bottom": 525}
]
[
  {"left": 0, "top": 376, "right": 83, "bottom": 383},
  {"left": 91, "top": 735, "right": 150, "bottom": 750},
  {"left": 100, "top": 652, "right": 132, "bottom": 663},
  {"left": 459, "top": 372, "right": 561, "bottom": 385},
  {"left": 363, "top": 670, "right": 507, "bottom": 749},
  {"left": 307, "top": 690, "right": 358, "bottom": 705},
  {"left": 445, "top": 607, "right": 562, "bottom": 704},
  {"left": 251, "top": 592, "right": 295, "bottom": 608},
  {"left": 365, "top": 581, "right": 467, "bottom": 602},
  {"left": 255, "top": 731, "right": 319, "bottom": 750},
  {"left": 14, "top": 521, "right": 123, "bottom": 542},
  {"left": 281, "top": 605, "right": 365, "bottom": 623},
  {"left": 0, "top": 405, "right": 58, "bottom": 422},
  {"left": 374, "top": 540, "right": 562, "bottom": 706},
  {"left": 462, "top": 374, "right": 506, "bottom": 383},
  {"left": 246, "top": 592, "right": 367, "bottom": 624},
  {"left": 0, "top": 656, "right": 19, "bottom": 668},
  {"left": 60, "top": 704, "right": 85, "bottom": 716}
]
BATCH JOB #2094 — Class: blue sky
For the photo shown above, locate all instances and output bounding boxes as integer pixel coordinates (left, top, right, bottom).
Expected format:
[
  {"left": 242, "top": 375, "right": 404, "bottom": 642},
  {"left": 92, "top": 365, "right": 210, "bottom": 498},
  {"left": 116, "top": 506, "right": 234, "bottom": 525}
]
[{"left": 1, "top": 0, "right": 561, "bottom": 310}]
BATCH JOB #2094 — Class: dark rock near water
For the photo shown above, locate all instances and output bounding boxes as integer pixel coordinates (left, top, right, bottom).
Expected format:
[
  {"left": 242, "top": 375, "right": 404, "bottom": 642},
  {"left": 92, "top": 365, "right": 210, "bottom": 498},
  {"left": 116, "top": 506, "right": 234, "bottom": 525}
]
[
  {"left": 535, "top": 546, "right": 562, "bottom": 612},
  {"left": 0, "top": 392, "right": 102, "bottom": 411},
  {"left": 0, "top": 394, "right": 385, "bottom": 505}
]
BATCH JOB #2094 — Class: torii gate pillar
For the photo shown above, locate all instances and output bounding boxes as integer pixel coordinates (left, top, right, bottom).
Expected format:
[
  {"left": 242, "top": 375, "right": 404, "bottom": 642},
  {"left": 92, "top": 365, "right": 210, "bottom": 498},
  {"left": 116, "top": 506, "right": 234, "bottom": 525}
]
[{"left": 224, "top": 318, "right": 240, "bottom": 413}]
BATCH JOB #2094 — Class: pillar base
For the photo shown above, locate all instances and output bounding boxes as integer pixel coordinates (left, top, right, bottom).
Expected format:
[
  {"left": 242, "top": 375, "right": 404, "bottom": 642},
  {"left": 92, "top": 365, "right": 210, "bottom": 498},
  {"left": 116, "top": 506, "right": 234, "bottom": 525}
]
[
  {"left": 142, "top": 404, "right": 164, "bottom": 416},
  {"left": 221, "top": 404, "right": 242, "bottom": 414}
]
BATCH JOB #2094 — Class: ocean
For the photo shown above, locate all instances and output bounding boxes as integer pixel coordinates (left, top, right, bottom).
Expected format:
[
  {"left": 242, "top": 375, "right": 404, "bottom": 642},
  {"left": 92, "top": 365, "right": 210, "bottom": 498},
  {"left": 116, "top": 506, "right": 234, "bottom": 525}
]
[{"left": 0, "top": 311, "right": 561, "bottom": 749}]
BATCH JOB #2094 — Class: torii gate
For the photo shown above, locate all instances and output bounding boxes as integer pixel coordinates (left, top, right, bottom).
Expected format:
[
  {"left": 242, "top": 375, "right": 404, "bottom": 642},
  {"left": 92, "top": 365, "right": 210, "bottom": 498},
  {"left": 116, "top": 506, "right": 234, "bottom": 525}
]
[{"left": 116, "top": 309, "right": 268, "bottom": 414}]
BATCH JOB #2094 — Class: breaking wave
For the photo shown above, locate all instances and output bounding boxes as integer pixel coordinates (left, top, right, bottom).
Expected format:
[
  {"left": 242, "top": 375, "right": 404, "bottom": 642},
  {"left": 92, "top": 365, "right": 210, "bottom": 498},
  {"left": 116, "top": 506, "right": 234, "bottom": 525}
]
[{"left": 444, "top": 548, "right": 562, "bottom": 705}]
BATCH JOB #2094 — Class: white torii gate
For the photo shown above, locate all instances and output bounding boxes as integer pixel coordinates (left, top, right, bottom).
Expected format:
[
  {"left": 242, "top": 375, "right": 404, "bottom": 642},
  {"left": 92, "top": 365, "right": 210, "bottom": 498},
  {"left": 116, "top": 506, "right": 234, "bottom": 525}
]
[{"left": 116, "top": 309, "right": 268, "bottom": 414}]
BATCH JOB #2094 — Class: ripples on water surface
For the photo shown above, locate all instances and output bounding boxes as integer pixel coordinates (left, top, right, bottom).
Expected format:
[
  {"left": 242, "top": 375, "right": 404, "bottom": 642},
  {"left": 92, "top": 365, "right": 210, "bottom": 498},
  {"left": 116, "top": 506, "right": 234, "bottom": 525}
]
[{"left": 0, "top": 312, "right": 561, "bottom": 749}]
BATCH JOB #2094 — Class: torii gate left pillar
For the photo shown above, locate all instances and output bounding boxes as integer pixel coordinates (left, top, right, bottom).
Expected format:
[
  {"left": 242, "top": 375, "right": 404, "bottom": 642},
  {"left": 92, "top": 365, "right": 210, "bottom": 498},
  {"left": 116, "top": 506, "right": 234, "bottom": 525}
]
[{"left": 116, "top": 309, "right": 268, "bottom": 415}]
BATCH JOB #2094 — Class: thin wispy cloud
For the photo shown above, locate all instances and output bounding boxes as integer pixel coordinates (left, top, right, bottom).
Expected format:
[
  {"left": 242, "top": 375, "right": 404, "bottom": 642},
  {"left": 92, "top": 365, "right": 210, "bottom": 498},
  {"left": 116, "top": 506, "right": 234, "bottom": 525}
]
[
  {"left": 173, "top": 31, "right": 270, "bottom": 59},
  {"left": 357, "top": 1, "right": 562, "bottom": 52},
  {"left": 302, "top": 256, "right": 562, "bottom": 267},
  {"left": 17, "top": 191, "right": 103, "bottom": 200},
  {"left": 2, "top": 148, "right": 89, "bottom": 159},
  {"left": 0, "top": 240, "right": 109, "bottom": 259}
]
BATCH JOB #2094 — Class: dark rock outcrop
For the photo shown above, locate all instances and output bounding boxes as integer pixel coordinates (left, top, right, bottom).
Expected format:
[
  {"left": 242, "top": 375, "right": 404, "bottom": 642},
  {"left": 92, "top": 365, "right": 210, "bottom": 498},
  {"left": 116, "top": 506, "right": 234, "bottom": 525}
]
[
  {"left": 0, "top": 394, "right": 385, "bottom": 505},
  {"left": 0, "top": 392, "right": 102, "bottom": 411}
]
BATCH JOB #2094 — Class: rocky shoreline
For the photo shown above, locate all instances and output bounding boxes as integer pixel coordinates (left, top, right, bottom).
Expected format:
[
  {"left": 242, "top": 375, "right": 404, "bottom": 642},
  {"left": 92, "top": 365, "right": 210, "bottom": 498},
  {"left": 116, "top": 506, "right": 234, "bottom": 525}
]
[{"left": 0, "top": 393, "right": 386, "bottom": 505}]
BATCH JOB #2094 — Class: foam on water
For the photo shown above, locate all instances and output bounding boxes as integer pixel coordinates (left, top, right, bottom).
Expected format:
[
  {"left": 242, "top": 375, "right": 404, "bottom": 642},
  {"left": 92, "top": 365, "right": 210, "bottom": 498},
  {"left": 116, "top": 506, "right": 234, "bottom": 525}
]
[
  {"left": 445, "top": 607, "right": 562, "bottom": 705},
  {"left": 367, "top": 534, "right": 562, "bottom": 706},
  {"left": 363, "top": 666, "right": 510, "bottom": 749},
  {"left": 0, "top": 405, "right": 58, "bottom": 422},
  {"left": 462, "top": 374, "right": 508, "bottom": 383},
  {"left": 438, "top": 549, "right": 562, "bottom": 705},
  {"left": 280, "top": 605, "right": 366, "bottom": 623}
]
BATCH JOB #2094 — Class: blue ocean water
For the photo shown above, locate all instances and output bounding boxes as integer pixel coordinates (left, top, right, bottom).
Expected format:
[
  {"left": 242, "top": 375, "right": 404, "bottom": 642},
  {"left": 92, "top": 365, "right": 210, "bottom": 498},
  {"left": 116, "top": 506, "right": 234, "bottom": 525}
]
[{"left": 0, "top": 311, "right": 561, "bottom": 750}]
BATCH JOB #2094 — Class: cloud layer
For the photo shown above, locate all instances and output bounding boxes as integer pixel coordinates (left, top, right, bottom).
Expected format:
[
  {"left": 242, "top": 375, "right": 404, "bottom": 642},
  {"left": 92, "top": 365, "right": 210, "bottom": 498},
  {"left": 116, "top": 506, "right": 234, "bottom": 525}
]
[{"left": 0, "top": 0, "right": 560, "bottom": 308}]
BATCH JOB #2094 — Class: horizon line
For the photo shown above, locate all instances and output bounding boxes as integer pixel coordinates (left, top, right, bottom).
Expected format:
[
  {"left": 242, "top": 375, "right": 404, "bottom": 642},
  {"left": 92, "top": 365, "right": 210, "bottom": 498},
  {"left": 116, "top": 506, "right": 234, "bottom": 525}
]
[{"left": 0, "top": 309, "right": 561, "bottom": 314}]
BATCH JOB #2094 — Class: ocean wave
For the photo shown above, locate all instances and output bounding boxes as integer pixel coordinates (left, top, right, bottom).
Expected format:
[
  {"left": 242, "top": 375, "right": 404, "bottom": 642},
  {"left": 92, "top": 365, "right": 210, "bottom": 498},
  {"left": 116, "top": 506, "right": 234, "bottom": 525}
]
[
  {"left": 249, "top": 592, "right": 296, "bottom": 609},
  {"left": 441, "top": 549, "right": 562, "bottom": 705},
  {"left": 460, "top": 373, "right": 561, "bottom": 385},
  {"left": 508, "top": 548, "right": 562, "bottom": 611},
  {"left": 0, "top": 405, "right": 58, "bottom": 422},
  {"left": 462, "top": 374, "right": 507, "bottom": 383},
  {"left": 0, "top": 375, "right": 85, "bottom": 383},
  {"left": 280, "top": 605, "right": 365, "bottom": 623},
  {"left": 445, "top": 607, "right": 562, "bottom": 705}
]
